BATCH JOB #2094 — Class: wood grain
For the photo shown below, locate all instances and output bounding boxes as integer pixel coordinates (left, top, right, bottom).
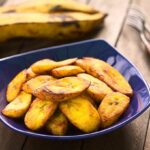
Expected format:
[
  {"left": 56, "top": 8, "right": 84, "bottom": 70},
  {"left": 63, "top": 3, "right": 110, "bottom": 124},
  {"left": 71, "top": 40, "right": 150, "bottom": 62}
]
[
  {"left": 125, "top": 0, "right": 150, "bottom": 150},
  {"left": 0, "top": 125, "right": 25, "bottom": 150},
  {"left": 88, "top": 0, "right": 131, "bottom": 45},
  {"left": 145, "top": 120, "right": 150, "bottom": 150},
  {"left": 22, "top": 138, "right": 82, "bottom": 150}
]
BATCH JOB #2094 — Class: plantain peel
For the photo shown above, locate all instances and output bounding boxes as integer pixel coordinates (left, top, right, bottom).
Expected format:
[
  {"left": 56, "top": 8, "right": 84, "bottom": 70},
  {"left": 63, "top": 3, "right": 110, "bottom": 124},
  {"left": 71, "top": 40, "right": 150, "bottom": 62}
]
[
  {"left": 6, "top": 69, "right": 27, "bottom": 102},
  {"left": 98, "top": 92, "right": 130, "bottom": 128},
  {"left": 76, "top": 57, "right": 133, "bottom": 96},
  {"left": 0, "top": 12, "right": 106, "bottom": 42},
  {"left": 46, "top": 110, "right": 68, "bottom": 136},
  {"left": 78, "top": 73, "right": 113, "bottom": 102},
  {"left": 0, "top": 0, "right": 98, "bottom": 14},
  {"left": 22, "top": 75, "right": 56, "bottom": 94},
  {"left": 33, "top": 77, "right": 90, "bottom": 102},
  {"left": 24, "top": 98, "right": 58, "bottom": 131},
  {"left": 2, "top": 91, "right": 32, "bottom": 118},
  {"left": 59, "top": 95, "right": 101, "bottom": 133}
]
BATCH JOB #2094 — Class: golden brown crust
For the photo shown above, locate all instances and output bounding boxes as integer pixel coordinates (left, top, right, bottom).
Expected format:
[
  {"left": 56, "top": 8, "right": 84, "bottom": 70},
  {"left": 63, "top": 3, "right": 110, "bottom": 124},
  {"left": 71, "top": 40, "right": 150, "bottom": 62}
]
[
  {"left": 75, "top": 57, "right": 133, "bottom": 96},
  {"left": 33, "top": 77, "right": 90, "bottom": 102},
  {"left": 98, "top": 92, "right": 130, "bottom": 128},
  {"left": 77, "top": 73, "right": 113, "bottom": 102},
  {"left": 22, "top": 75, "right": 56, "bottom": 94},
  {"left": 2, "top": 91, "right": 32, "bottom": 118},
  {"left": 46, "top": 110, "right": 68, "bottom": 135},
  {"left": 6, "top": 69, "right": 27, "bottom": 102},
  {"left": 59, "top": 95, "right": 101, "bottom": 133},
  {"left": 24, "top": 98, "right": 57, "bottom": 130},
  {"left": 51, "top": 65, "right": 84, "bottom": 78}
]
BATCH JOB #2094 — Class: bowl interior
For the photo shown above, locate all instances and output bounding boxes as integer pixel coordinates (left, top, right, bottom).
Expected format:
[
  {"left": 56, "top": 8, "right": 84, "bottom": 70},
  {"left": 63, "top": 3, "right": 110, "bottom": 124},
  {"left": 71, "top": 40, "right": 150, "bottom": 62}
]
[{"left": 0, "top": 39, "right": 149, "bottom": 140}]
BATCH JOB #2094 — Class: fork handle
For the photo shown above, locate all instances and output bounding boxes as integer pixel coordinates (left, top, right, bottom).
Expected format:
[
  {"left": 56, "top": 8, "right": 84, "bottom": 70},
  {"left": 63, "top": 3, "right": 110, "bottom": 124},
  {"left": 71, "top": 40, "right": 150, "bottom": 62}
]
[{"left": 140, "top": 32, "right": 150, "bottom": 54}]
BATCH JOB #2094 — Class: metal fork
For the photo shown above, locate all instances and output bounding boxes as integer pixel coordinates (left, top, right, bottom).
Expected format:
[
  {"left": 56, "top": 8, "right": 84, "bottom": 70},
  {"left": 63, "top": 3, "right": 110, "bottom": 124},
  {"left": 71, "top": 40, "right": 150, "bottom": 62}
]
[{"left": 127, "top": 7, "right": 150, "bottom": 54}]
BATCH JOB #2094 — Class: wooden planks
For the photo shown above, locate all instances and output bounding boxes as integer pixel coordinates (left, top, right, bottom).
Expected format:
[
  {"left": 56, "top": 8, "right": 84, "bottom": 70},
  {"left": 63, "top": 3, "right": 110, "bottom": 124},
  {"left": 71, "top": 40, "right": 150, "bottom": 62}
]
[
  {"left": 88, "top": 0, "right": 131, "bottom": 45},
  {"left": 145, "top": 120, "right": 150, "bottom": 150},
  {"left": 22, "top": 138, "right": 82, "bottom": 150},
  {"left": 117, "top": 1, "right": 150, "bottom": 149},
  {"left": 0, "top": 126, "right": 25, "bottom": 150}
]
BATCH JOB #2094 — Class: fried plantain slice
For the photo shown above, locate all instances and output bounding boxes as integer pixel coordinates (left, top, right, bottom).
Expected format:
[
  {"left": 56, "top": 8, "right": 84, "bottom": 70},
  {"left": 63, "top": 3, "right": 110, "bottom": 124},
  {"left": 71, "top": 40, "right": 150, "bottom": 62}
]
[
  {"left": 56, "top": 58, "right": 77, "bottom": 68},
  {"left": 24, "top": 98, "right": 57, "bottom": 131},
  {"left": 26, "top": 67, "right": 37, "bottom": 80},
  {"left": 75, "top": 57, "right": 133, "bottom": 96},
  {"left": 51, "top": 65, "right": 85, "bottom": 78},
  {"left": 33, "top": 77, "right": 90, "bottom": 102},
  {"left": 2, "top": 91, "right": 32, "bottom": 118},
  {"left": 31, "top": 58, "right": 77, "bottom": 74},
  {"left": 6, "top": 69, "right": 27, "bottom": 102},
  {"left": 22, "top": 75, "right": 56, "bottom": 94},
  {"left": 98, "top": 92, "right": 130, "bottom": 128},
  {"left": 59, "top": 95, "right": 101, "bottom": 133},
  {"left": 46, "top": 109, "right": 68, "bottom": 136},
  {"left": 31, "top": 59, "right": 57, "bottom": 74},
  {"left": 77, "top": 73, "right": 113, "bottom": 102}
]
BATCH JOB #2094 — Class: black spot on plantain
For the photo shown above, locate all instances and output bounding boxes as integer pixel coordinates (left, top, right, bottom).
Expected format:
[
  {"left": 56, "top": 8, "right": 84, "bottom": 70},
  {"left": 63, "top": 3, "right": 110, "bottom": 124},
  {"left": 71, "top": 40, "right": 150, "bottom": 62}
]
[
  {"left": 3, "top": 9, "right": 16, "bottom": 13},
  {"left": 52, "top": 14, "right": 80, "bottom": 28},
  {"left": 62, "top": 21, "right": 80, "bottom": 28},
  {"left": 49, "top": 5, "right": 65, "bottom": 11}
]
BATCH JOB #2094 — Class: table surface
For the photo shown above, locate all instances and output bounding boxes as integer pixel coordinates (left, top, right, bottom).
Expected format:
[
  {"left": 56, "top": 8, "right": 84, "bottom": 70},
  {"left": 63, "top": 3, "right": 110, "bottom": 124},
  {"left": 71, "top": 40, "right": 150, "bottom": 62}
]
[{"left": 0, "top": 0, "right": 150, "bottom": 150}]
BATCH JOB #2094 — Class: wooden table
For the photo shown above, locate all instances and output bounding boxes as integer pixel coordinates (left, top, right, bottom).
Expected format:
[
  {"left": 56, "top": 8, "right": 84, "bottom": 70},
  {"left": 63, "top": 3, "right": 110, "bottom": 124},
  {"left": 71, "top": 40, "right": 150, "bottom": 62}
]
[{"left": 0, "top": 0, "right": 150, "bottom": 150}]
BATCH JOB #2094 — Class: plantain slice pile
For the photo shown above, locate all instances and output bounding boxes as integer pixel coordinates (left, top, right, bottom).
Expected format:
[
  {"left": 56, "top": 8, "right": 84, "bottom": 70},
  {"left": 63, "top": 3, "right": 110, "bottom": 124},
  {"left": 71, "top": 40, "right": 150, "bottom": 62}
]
[
  {"left": 2, "top": 57, "right": 133, "bottom": 135},
  {"left": 0, "top": 0, "right": 107, "bottom": 42}
]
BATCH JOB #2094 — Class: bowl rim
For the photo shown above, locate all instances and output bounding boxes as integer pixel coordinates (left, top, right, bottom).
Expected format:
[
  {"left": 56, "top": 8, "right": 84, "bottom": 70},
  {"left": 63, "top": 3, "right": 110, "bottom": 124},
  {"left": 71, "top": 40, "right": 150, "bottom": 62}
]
[{"left": 0, "top": 39, "right": 150, "bottom": 140}]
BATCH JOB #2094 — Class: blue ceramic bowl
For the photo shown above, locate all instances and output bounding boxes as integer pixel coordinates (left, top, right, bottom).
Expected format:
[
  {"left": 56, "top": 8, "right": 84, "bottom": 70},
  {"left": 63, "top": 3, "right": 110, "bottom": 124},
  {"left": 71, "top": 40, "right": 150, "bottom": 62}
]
[{"left": 0, "top": 39, "right": 150, "bottom": 140}]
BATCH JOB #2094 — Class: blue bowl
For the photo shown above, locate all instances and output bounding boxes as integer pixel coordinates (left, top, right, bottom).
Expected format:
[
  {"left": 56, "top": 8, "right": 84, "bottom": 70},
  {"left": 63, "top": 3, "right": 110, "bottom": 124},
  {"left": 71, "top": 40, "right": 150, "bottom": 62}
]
[{"left": 0, "top": 39, "right": 150, "bottom": 140}]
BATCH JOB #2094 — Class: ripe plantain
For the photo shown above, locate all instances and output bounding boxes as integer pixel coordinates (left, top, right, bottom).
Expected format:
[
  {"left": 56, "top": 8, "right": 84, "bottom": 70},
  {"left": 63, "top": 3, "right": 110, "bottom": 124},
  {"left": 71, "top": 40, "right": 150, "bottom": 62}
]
[
  {"left": 26, "top": 67, "right": 37, "bottom": 80},
  {"left": 24, "top": 98, "right": 58, "bottom": 130},
  {"left": 22, "top": 75, "right": 56, "bottom": 94},
  {"left": 6, "top": 69, "right": 27, "bottom": 102},
  {"left": 75, "top": 57, "right": 133, "bottom": 96},
  {"left": 2, "top": 91, "right": 32, "bottom": 118},
  {"left": 77, "top": 73, "right": 113, "bottom": 102},
  {"left": 46, "top": 110, "right": 68, "bottom": 136},
  {"left": 0, "top": 0, "right": 98, "bottom": 14},
  {"left": 59, "top": 95, "right": 101, "bottom": 133},
  {"left": 31, "top": 58, "right": 77, "bottom": 74},
  {"left": 98, "top": 92, "right": 130, "bottom": 128},
  {"left": 0, "top": 12, "right": 106, "bottom": 42},
  {"left": 33, "top": 77, "right": 90, "bottom": 102},
  {"left": 51, "top": 65, "right": 85, "bottom": 78}
]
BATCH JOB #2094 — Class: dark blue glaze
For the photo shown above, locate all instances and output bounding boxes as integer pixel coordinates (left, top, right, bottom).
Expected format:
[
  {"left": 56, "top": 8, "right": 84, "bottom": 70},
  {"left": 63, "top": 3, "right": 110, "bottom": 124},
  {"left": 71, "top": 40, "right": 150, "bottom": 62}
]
[{"left": 0, "top": 39, "right": 150, "bottom": 140}]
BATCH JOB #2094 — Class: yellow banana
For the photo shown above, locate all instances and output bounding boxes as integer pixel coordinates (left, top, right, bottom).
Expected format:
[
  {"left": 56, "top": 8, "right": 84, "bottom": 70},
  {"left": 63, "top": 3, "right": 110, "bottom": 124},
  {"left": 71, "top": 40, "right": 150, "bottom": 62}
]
[
  {"left": 0, "top": 12, "right": 106, "bottom": 42},
  {"left": 0, "top": 0, "right": 97, "bottom": 14}
]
